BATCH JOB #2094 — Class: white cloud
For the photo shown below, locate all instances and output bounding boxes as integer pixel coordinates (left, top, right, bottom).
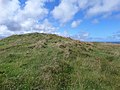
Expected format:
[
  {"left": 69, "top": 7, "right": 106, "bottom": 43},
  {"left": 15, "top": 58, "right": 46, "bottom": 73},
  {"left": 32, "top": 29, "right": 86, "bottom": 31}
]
[
  {"left": 0, "top": 0, "right": 57, "bottom": 37},
  {"left": 0, "top": 25, "right": 14, "bottom": 37},
  {"left": 52, "top": 0, "right": 120, "bottom": 23},
  {"left": 71, "top": 32, "right": 89, "bottom": 41},
  {"left": 33, "top": 19, "right": 58, "bottom": 34},
  {"left": 12, "top": 19, "right": 58, "bottom": 35},
  {"left": 56, "top": 30, "right": 70, "bottom": 37},
  {"left": 0, "top": 0, "right": 120, "bottom": 38},
  {"left": 52, "top": 0, "right": 79, "bottom": 23},
  {"left": 0, "top": 0, "right": 20, "bottom": 24},
  {"left": 71, "top": 20, "right": 82, "bottom": 28},
  {"left": 111, "top": 31, "right": 120, "bottom": 40},
  {"left": 86, "top": 0, "right": 120, "bottom": 17},
  {"left": 14, "top": 0, "right": 48, "bottom": 22}
]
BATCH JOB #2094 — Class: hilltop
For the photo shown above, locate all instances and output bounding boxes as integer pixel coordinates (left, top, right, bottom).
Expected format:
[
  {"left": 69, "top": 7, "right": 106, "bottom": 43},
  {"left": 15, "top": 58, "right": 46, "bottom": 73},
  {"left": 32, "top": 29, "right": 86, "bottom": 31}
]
[{"left": 0, "top": 33, "right": 120, "bottom": 90}]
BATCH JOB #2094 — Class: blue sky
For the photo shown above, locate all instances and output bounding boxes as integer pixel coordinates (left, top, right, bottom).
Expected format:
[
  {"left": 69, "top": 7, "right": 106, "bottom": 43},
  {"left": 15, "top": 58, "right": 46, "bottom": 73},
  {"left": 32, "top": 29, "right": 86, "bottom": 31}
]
[{"left": 0, "top": 0, "right": 120, "bottom": 42}]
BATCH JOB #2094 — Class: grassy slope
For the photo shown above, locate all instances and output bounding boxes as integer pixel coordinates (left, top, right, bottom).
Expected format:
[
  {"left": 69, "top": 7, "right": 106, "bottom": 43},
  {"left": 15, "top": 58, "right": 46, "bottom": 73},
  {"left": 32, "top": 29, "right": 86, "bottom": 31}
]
[{"left": 0, "top": 33, "right": 120, "bottom": 90}]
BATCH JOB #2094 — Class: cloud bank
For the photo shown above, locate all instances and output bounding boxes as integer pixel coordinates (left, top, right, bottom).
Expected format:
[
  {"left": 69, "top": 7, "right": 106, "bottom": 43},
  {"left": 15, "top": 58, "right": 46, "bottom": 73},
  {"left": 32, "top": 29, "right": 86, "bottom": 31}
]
[
  {"left": 0, "top": 0, "right": 57, "bottom": 38},
  {"left": 71, "top": 20, "right": 82, "bottom": 28},
  {"left": 52, "top": 0, "right": 120, "bottom": 23},
  {"left": 0, "top": 0, "right": 120, "bottom": 41}
]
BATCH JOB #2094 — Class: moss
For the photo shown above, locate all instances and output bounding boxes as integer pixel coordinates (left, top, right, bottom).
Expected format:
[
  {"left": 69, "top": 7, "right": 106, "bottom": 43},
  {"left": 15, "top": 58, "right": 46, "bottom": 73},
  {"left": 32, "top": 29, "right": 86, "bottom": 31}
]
[{"left": 0, "top": 33, "right": 120, "bottom": 90}]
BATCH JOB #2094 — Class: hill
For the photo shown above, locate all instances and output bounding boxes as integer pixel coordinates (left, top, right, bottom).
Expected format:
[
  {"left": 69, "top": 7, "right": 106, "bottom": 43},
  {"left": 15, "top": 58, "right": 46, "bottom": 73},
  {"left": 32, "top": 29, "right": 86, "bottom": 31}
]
[{"left": 0, "top": 33, "right": 120, "bottom": 90}]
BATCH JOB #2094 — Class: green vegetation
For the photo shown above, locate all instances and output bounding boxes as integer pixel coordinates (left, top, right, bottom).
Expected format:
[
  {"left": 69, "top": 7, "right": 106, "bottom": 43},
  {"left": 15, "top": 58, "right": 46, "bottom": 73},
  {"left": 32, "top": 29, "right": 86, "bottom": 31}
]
[{"left": 0, "top": 33, "right": 120, "bottom": 90}]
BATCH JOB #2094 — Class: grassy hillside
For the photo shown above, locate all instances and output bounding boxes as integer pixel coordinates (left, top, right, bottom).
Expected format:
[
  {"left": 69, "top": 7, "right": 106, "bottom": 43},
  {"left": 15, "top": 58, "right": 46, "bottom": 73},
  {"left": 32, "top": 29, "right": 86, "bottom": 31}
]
[{"left": 0, "top": 33, "right": 120, "bottom": 90}]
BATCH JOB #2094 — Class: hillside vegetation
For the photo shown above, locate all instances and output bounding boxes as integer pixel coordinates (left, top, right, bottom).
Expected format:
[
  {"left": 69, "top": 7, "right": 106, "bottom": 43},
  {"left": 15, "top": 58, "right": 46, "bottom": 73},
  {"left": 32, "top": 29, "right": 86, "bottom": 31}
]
[{"left": 0, "top": 33, "right": 120, "bottom": 90}]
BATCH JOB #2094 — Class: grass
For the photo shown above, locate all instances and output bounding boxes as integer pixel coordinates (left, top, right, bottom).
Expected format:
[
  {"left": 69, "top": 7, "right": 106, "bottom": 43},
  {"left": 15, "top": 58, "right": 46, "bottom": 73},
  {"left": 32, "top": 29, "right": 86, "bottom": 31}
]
[{"left": 0, "top": 33, "right": 120, "bottom": 90}]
